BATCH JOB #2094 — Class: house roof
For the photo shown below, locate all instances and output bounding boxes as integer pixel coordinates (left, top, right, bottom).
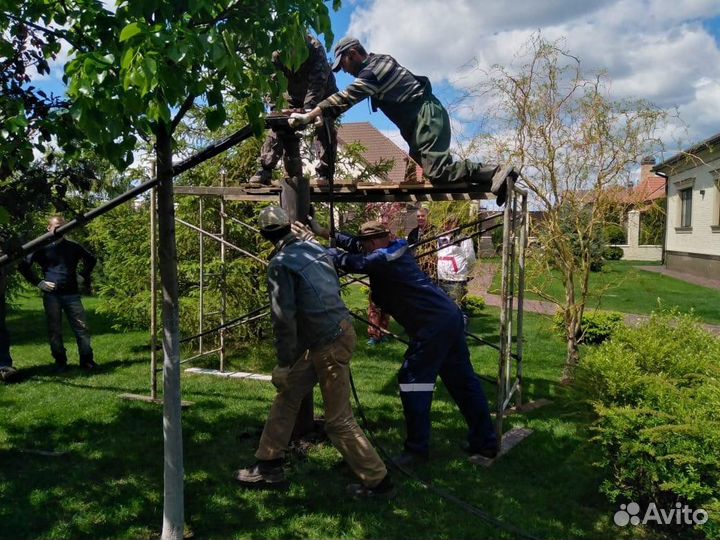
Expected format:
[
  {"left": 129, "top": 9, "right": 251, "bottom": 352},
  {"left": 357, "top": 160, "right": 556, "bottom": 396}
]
[
  {"left": 654, "top": 131, "right": 720, "bottom": 171},
  {"left": 336, "top": 122, "right": 422, "bottom": 184},
  {"left": 635, "top": 175, "right": 666, "bottom": 201}
]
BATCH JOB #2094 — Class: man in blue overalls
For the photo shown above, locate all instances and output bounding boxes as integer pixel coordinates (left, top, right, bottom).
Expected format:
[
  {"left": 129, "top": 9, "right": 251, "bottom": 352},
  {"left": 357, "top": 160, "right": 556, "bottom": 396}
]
[{"left": 328, "top": 220, "right": 497, "bottom": 465}]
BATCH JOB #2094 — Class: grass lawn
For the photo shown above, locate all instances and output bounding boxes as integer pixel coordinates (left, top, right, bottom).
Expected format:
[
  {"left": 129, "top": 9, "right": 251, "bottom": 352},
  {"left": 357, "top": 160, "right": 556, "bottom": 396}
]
[
  {"left": 0, "top": 290, "right": 668, "bottom": 539},
  {"left": 489, "top": 260, "right": 720, "bottom": 324}
]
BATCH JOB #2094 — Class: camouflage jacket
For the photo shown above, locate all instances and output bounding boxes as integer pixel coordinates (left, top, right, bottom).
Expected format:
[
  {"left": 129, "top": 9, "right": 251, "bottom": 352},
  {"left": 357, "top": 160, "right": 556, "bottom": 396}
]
[{"left": 274, "top": 35, "right": 338, "bottom": 110}]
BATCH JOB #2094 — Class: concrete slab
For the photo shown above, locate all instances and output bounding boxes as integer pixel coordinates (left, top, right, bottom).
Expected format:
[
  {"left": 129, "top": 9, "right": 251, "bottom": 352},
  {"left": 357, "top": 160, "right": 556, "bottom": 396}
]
[{"left": 468, "top": 427, "right": 533, "bottom": 467}]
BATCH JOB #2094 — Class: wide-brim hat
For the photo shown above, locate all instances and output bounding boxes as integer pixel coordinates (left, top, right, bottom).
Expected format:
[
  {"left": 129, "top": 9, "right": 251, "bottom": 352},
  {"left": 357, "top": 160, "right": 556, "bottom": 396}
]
[{"left": 331, "top": 36, "right": 361, "bottom": 72}]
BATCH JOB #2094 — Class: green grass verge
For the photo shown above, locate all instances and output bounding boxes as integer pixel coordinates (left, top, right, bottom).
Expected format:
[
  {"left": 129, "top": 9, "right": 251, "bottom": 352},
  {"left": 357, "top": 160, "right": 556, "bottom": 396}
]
[
  {"left": 490, "top": 260, "right": 720, "bottom": 324},
  {"left": 0, "top": 292, "right": 668, "bottom": 539}
]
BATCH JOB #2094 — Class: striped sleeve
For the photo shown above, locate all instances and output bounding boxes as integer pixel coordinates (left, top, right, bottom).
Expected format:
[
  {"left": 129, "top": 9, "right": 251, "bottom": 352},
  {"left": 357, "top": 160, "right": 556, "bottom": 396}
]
[{"left": 318, "top": 66, "right": 380, "bottom": 117}]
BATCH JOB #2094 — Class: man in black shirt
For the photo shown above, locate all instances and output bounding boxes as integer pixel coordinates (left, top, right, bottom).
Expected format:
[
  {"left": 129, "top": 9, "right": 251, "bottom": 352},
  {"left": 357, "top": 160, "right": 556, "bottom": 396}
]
[{"left": 19, "top": 216, "right": 97, "bottom": 372}]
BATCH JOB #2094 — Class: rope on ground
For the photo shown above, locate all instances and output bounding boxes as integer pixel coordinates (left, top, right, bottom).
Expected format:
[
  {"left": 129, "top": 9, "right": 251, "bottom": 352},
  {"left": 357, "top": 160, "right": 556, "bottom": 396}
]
[{"left": 347, "top": 371, "right": 541, "bottom": 540}]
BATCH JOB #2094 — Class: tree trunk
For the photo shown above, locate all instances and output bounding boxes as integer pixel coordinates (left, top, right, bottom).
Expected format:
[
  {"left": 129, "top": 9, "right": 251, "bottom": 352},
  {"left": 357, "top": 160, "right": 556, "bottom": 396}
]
[
  {"left": 561, "top": 272, "right": 581, "bottom": 384},
  {"left": 156, "top": 124, "right": 184, "bottom": 540}
]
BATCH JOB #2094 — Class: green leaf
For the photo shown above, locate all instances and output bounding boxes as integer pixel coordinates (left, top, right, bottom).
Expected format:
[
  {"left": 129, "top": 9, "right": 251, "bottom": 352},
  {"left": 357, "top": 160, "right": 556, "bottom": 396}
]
[
  {"left": 205, "top": 107, "right": 226, "bottom": 131},
  {"left": 121, "top": 47, "right": 135, "bottom": 69},
  {"left": 119, "top": 22, "right": 142, "bottom": 42},
  {"left": 0, "top": 206, "right": 9, "bottom": 224}
]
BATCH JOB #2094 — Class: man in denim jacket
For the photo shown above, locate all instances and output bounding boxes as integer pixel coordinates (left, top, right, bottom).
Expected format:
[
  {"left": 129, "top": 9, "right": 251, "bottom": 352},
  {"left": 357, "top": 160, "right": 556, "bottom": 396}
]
[
  {"left": 235, "top": 206, "right": 393, "bottom": 498},
  {"left": 327, "top": 220, "right": 497, "bottom": 466}
]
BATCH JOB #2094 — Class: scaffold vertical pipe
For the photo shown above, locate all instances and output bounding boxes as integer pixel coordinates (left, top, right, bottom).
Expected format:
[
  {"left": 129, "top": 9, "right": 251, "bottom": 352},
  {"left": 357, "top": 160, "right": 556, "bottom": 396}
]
[
  {"left": 150, "top": 185, "right": 158, "bottom": 400},
  {"left": 515, "top": 191, "right": 528, "bottom": 409},
  {"left": 219, "top": 171, "right": 227, "bottom": 372},
  {"left": 496, "top": 179, "right": 514, "bottom": 448},
  {"left": 198, "top": 197, "right": 205, "bottom": 356},
  {"left": 506, "top": 184, "right": 518, "bottom": 396}
]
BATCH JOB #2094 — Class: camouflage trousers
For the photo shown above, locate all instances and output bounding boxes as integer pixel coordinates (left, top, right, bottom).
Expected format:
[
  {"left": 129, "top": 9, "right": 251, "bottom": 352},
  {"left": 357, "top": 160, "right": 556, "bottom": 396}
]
[
  {"left": 260, "top": 122, "right": 337, "bottom": 180},
  {"left": 255, "top": 320, "right": 387, "bottom": 487},
  {"left": 367, "top": 300, "right": 390, "bottom": 340}
]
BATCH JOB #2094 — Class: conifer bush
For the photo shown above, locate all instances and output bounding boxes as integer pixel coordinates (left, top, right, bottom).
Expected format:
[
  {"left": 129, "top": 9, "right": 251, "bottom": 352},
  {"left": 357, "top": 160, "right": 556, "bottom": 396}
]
[{"left": 575, "top": 312, "right": 720, "bottom": 538}]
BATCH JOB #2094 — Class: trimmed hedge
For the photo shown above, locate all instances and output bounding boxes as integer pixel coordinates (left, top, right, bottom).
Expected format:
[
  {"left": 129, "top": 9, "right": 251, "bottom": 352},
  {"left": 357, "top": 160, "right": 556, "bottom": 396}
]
[
  {"left": 575, "top": 312, "right": 720, "bottom": 539},
  {"left": 462, "top": 294, "right": 486, "bottom": 317}
]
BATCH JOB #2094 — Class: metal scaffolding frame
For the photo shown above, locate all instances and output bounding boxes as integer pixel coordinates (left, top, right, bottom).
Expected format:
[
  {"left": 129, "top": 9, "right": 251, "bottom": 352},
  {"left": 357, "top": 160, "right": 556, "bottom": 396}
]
[{"left": 156, "top": 180, "right": 530, "bottom": 452}]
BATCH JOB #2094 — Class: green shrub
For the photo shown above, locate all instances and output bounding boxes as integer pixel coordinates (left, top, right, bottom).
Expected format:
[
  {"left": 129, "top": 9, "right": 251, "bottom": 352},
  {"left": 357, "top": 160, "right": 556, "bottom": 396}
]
[
  {"left": 575, "top": 312, "right": 720, "bottom": 539},
  {"left": 554, "top": 310, "right": 624, "bottom": 344},
  {"left": 462, "top": 295, "right": 486, "bottom": 317},
  {"left": 603, "top": 246, "right": 624, "bottom": 260},
  {"left": 605, "top": 223, "right": 626, "bottom": 244},
  {"left": 491, "top": 226, "right": 504, "bottom": 252}
]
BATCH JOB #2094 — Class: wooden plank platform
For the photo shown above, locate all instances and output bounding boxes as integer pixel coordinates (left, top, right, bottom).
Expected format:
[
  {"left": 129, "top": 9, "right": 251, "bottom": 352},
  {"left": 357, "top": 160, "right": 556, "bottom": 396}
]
[
  {"left": 184, "top": 367, "right": 271, "bottom": 381},
  {"left": 468, "top": 427, "right": 532, "bottom": 466},
  {"left": 174, "top": 182, "right": 490, "bottom": 203}
]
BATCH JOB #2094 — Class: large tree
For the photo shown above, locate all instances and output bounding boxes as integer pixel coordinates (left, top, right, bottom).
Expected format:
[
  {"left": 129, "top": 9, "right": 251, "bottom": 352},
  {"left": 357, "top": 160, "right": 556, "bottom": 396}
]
[
  {"left": 1, "top": 1, "right": 337, "bottom": 537},
  {"left": 468, "top": 35, "right": 667, "bottom": 382}
]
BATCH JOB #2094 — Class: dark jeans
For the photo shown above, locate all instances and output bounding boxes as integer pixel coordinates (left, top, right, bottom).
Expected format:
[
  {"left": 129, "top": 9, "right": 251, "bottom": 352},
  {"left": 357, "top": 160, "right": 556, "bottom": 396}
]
[
  {"left": 43, "top": 293, "right": 92, "bottom": 364},
  {"left": 398, "top": 310, "right": 496, "bottom": 455},
  {"left": 0, "top": 327, "right": 11, "bottom": 368}
]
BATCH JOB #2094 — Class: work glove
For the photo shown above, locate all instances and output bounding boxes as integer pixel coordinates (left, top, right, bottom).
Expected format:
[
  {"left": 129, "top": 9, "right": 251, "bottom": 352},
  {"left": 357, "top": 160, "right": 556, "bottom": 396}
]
[
  {"left": 37, "top": 280, "right": 56, "bottom": 293},
  {"left": 308, "top": 215, "right": 330, "bottom": 239},
  {"left": 288, "top": 112, "right": 312, "bottom": 128},
  {"left": 288, "top": 112, "right": 323, "bottom": 129},
  {"left": 291, "top": 221, "right": 316, "bottom": 242},
  {"left": 271, "top": 365, "right": 290, "bottom": 392}
]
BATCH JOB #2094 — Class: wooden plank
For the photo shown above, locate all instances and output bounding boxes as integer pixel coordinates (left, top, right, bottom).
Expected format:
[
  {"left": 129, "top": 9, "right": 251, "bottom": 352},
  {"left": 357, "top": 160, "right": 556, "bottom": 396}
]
[
  {"left": 119, "top": 393, "right": 194, "bottom": 407},
  {"left": 184, "top": 367, "right": 272, "bottom": 381},
  {"left": 468, "top": 427, "right": 532, "bottom": 467},
  {"left": 174, "top": 186, "right": 247, "bottom": 196},
  {"left": 224, "top": 194, "right": 280, "bottom": 202}
]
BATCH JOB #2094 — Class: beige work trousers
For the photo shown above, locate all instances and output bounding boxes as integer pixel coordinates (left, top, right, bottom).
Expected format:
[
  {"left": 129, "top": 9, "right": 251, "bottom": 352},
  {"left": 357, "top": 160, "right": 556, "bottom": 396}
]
[{"left": 256, "top": 319, "right": 387, "bottom": 487}]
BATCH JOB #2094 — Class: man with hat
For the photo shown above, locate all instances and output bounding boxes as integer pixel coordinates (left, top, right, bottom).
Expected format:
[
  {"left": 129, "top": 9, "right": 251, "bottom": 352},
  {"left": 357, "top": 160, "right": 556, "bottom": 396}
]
[
  {"left": 322, "top": 219, "right": 498, "bottom": 465},
  {"left": 235, "top": 206, "right": 393, "bottom": 497},
  {"left": 287, "top": 37, "right": 516, "bottom": 205}
]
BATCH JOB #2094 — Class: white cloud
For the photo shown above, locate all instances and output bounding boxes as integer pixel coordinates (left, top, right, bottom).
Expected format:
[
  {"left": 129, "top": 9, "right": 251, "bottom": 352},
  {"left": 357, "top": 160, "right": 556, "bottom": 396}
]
[{"left": 348, "top": 0, "right": 720, "bottom": 145}]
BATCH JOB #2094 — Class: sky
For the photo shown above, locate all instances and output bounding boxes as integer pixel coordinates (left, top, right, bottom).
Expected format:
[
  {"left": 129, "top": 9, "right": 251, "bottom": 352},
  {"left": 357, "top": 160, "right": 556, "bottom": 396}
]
[
  {"left": 326, "top": 0, "right": 720, "bottom": 157},
  {"left": 31, "top": 0, "right": 720, "bottom": 160}
]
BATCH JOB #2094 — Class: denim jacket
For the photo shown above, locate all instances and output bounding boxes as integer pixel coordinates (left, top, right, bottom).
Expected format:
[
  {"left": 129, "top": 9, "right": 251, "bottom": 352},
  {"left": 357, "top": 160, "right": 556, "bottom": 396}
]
[{"left": 268, "top": 234, "right": 350, "bottom": 366}]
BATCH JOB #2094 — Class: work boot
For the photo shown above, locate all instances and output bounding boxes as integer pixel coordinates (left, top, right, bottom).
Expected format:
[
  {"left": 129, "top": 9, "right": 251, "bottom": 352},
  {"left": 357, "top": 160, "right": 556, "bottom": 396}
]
[
  {"left": 247, "top": 169, "right": 273, "bottom": 187},
  {"left": 346, "top": 473, "right": 396, "bottom": 499},
  {"left": 53, "top": 354, "right": 68, "bottom": 374},
  {"left": 80, "top": 354, "right": 98, "bottom": 371},
  {"left": 0, "top": 366, "right": 18, "bottom": 382},
  {"left": 490, "top": 164, "right": 518, "bottom": 207},
  {"left": 389, "top": 450, "right": 428, "bottom": 470},
  {"left": 463, "top": 441, "right": 499, "bottom": 460},
  {"left": 234, "top": 459, "right": 289, "bottom": 490}
]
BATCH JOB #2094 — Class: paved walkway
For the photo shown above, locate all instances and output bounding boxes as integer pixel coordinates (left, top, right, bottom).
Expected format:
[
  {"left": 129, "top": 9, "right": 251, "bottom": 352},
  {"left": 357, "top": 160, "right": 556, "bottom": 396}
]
[
  {"left": 468, "top": 262, "right": 720, "bottom": 336},
  {"left": 635, "top": 265, "right": 720, "bottom": 290}
]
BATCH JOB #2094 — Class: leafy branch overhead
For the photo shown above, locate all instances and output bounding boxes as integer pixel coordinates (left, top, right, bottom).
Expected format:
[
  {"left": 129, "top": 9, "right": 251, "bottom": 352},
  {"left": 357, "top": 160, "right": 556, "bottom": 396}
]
[{"left": 2, "top": 0, "right": 337, "bottom": 172}]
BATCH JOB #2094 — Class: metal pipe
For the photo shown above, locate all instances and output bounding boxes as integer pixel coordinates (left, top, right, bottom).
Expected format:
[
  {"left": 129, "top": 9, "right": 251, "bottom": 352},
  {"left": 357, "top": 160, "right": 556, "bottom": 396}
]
[
  {"left": 150, "top": 184, "right": 158, "bottom": 400},
  {"left": 174, "top": 217, "right": 267, "bottom": 266},
  {"left": 198, "top": 197, "right": 205, "bottom": 355},
  {"left": 0, "top": 123, "right": 258, "bottom": 268},
  {"left": 219, "top": 170, "right": 227, "bottom": 373}
]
